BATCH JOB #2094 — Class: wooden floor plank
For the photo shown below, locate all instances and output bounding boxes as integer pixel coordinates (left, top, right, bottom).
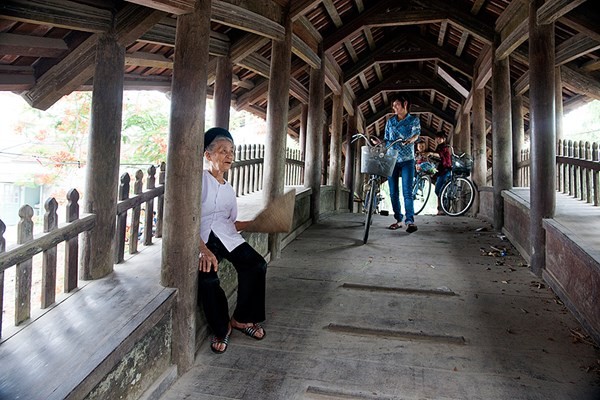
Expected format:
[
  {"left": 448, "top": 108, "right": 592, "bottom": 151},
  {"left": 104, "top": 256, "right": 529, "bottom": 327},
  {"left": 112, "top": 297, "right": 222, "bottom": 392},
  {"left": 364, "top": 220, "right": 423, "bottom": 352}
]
[{"left": 160, "top": 212, "right": 600, "bottom": 400}]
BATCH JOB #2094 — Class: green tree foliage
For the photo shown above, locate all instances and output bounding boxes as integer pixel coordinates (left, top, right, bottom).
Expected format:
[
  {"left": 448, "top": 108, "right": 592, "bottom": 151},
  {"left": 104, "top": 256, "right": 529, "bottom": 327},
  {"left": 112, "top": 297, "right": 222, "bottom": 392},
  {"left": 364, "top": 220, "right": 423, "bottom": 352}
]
[{"left": 121, "top": 92, "right": 169, "bottom": 165}]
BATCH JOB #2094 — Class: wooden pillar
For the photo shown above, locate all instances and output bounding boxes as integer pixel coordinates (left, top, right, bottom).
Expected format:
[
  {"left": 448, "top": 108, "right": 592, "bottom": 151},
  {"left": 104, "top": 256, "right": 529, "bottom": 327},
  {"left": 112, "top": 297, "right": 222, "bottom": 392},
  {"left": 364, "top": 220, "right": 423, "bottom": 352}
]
[
  {"left": 322, "top": 121, "right": 329, "bottom": 185},
  {"left": 491, "top": 35, "right": 512, "bottom": 230},
  {"left": 304, "top": 43, "right": 325, "bottom": 223},
  {"left": 453, "top": 123, "right": 462, "bottom": 153},
  {"left": 299, "top": 104, "right": 308, "bottom": 161},
  {"left": 81, "top": 30, "right": 124, "bottom": 280},
  {"left": 344, "top": 111, "right": 357, "bottom": 210},
  {"left": 555, "top": 65, "right": 564, "bottom": 143},
  {"left": 213, "top": 51, "right": 232, "bottom": 128},
  {"left": 161, "top": 0, "right": 211, "bottom": 374},
  {"left": 472, "top": 88, "right": 487, "bottom": 190},
  {"left": 328, "top": 91, "right": 344, "bottom": 210},
  {"left": 529, "top": 0, "right": 555, "bottom": 275},
  {"left": 461, "top": 111, "right": 471, "bottom": 155},
  {"left": 512, "top": 94, "right": 525, "bottom": 186},
  {"left": 263, "top": 5, "right": 292, "bottom": 259}
]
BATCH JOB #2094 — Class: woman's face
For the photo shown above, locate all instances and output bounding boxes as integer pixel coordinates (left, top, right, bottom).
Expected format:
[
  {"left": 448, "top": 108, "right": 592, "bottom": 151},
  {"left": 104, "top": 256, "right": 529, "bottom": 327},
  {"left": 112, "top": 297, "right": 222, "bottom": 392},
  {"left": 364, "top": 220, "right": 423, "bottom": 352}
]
[{"left": 205, "top": 139, "right": 235, "bottom": 172}]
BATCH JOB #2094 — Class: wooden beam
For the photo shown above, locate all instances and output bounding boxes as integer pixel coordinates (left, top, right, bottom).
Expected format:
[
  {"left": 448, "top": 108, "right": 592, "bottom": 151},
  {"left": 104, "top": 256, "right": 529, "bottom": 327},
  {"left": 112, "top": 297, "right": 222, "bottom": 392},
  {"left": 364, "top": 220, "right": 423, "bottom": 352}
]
[
  {"left": 140, "top": 18, "right": 230, "bottom": 56},
  {"left": 425, "top": 0, "right": 494, "bottom": 43},
  {"left": 238, "top": 53, "right": 270, "bottom": 78},
  {"left": 211, "top": 0, "right": 284, "bottom": 41},
  {"left": 495, "top": 0, "right": 526, "bottom": 33},
  {"left": 125, "top": 51, "right": 172, "bottom": 69},
  {"left": 581, "top": 59, "right": 600, "bottom": 72},
  {"left": 437, "top": 21, "right": 448, "bottom": 46},
  {"left": 383, "top": 34, "right": 474, "bottom": 77},
  {"left": 538, "top": 0, "right": 588, "bottom": 25},
  {"left": 324, "top": 54, "right": 342, "bottom": 95},
  {"left": 323, "top": 0, "right": 343, "bottom": 28},
  {"left": 293, "top": 16, "right": 321, "bottom": 51},
  {"left": 0, "top": 0, "right": 112, "bottom": 33},
  {"left": 561, "top": 65, "right": 600, "bottom": 100},
  {"left": 555, "top": 33, "right": 600, "bottom": 66},
  {"left": 0, "top": 33, "right": 68, "bottom": 58},
  {"left": 125, "top": 0, "right": 195, "bottom": 14},
  {"left": 437, "top": 65, "right": 469, "bottom": 98},
  {"left": 291, "top": 0, "right": 321, "bottom": 21},
  {"left": 456, "top": 31, "right": 469, "bottom": 57},
  {"left": 292, "top": 34, "right": 320, "bottom": 69},
  {"left": 560, "top": 7, "right": 600, "bottom": 43},
  {"left": 289, "top": 78, "right": 309, "bottom": 104},
  {"left": 22, "top": 4, "right": 164, "bottom": 110},
  {"left": 0, "top": 65, "right": 35, "bottom": 90},
  {"left": 356, "top": 68, "right": 463, "bottom": 106},
  {"left": 495, "top": 5, "right": 528, "bottom": 61},
  {"left": 324, "top": 0, "right": 393, "bottom": 52},
  {"left": 471, "top": 0, "right": 486, "bottom": 15}
]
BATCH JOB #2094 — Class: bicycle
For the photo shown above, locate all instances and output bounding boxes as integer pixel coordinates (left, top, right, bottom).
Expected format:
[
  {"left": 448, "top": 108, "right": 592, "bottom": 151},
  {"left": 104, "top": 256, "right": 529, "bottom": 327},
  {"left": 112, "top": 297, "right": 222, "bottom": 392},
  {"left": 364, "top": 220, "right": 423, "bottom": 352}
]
[
  {"left": 352, "top": 133, "right": 405, "bottom": 244},
  {"left": 412, "top": 170, "right": 432, "bottom": 215},
  {"left": 439, "top": 149, "right": 476, "bottom": 216}
]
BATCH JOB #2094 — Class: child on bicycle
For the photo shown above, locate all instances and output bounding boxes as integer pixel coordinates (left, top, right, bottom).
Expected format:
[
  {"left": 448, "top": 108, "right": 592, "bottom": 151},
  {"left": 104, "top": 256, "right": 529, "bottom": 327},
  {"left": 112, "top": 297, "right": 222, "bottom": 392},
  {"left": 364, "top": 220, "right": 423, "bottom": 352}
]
[
  {"left": 426, "top": 131, "right": 452, "bottom": 215},
  {"left": 415, "top": 139, "right": 437, "bottom": 176}
]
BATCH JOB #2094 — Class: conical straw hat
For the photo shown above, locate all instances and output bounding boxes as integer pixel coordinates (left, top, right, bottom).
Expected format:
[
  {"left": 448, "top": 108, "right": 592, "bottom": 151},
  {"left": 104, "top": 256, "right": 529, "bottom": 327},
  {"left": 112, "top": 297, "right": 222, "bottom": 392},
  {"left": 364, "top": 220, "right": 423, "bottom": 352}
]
[{"left": 245, "top": 189, "right": 296, "bottom": 233}]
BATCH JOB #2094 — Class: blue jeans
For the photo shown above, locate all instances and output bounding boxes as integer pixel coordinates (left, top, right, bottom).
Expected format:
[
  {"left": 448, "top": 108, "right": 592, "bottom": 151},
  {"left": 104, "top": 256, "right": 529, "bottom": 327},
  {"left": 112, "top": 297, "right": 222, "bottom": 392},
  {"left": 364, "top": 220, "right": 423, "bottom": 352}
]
[
  {"left": 198, "top": 232, "right": 267, "bottom": 337},
  {"left": 388, "top": 159, "right": 416, "bottom": 224},
  {"left": 435, "top": 170, "right": 451, "bottom": 197}
]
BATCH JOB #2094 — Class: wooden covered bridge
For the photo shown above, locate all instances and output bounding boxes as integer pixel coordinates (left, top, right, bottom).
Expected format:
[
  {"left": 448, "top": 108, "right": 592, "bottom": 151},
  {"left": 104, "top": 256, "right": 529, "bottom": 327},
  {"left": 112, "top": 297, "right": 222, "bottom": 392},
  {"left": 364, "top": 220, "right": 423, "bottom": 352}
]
[{"left": 0, "top": 0, "right": 599, "bottom": 398}]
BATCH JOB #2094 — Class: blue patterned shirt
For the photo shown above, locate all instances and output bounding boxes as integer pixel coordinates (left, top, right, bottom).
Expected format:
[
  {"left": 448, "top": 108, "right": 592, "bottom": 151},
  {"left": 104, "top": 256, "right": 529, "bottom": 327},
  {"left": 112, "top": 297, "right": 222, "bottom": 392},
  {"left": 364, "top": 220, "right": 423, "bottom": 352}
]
[{"left": 384, "top": 113, "right": 421, "bottom": 162}]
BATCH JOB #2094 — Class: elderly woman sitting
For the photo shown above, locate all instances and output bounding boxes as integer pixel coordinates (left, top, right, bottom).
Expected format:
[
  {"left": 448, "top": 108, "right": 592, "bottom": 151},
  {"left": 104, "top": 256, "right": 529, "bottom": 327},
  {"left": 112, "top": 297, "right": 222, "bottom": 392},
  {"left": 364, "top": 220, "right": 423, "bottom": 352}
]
[{"left": 197, "top": 127, "right": 267, "bottom": 354}]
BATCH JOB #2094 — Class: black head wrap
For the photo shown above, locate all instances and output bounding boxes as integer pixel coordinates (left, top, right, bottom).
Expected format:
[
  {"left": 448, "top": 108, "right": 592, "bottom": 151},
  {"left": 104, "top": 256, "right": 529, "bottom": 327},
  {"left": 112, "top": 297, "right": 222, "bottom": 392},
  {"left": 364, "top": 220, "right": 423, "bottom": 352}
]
[{"left": 204, "top": 127, "right": 233, "bottom": 151}]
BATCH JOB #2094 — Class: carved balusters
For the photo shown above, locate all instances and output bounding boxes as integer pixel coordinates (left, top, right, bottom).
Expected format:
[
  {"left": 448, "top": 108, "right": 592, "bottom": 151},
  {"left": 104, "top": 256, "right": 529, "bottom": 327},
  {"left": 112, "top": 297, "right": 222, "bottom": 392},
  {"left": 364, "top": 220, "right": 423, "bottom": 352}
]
[
  {"left": 130, "top": 171, "right": 143, "bottom": 254},
  {"left": 258, "top": 144, "right": 265, "bottom": 191},
  {"left": 144, "top": 165, "right": 156, "bottom": 246},
  {"left": 593, "top": 143, "right": 599, "bottom": 206},
  {"left": 64, "top": 189, "right": 79, "bottom": 293},
  {"left": 116, "top": 173, "right": 131, "bottom": 264},
  {"left": 568, "top": 140, "right": 575, "bottom": 196},
  {"left": 156, "top": 162, "right": 165, "bottom": 238},
  {"left": 585, "top": 142, "right": 592, "bottom": 203},
  {"left": 15, "top": 205, "right": 33, "bottom": 325},
  {"left": 41, "top": 198, "right": 58, "bottom": 308}
]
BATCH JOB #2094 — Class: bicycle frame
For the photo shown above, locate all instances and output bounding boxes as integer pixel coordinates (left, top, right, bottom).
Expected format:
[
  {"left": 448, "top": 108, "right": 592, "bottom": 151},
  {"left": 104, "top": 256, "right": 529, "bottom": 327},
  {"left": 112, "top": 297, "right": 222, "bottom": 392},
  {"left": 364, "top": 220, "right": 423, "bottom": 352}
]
[{"left": 352, "top": 133, "right": 408, "bottom": 243}]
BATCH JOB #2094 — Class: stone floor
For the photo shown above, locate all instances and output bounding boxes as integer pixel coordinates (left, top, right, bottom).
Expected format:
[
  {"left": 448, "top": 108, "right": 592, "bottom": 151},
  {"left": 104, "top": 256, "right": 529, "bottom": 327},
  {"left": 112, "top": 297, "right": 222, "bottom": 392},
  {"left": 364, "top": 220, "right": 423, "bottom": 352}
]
[{"left": 160, "top": 212, "right": 600, "bottom": 400}]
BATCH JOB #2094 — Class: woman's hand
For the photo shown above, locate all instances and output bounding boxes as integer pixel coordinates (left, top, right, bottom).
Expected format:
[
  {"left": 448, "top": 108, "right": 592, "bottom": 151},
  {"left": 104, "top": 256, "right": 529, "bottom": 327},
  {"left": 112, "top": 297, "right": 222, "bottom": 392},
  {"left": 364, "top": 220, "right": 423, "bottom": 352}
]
[
  {"left": 198, "top": 246, "right": 218, "bottom": 273},
  {"left": 235, "top": 220, "right": 251, "bottom": 232}
]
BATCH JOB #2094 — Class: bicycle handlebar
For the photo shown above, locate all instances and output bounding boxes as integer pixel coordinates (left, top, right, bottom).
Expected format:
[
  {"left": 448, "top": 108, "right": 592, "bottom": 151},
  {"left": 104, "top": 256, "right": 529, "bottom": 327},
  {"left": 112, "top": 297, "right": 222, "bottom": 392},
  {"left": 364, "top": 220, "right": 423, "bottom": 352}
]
[{"left": 351, "top": 133, "right": 408, "bottom": 150}]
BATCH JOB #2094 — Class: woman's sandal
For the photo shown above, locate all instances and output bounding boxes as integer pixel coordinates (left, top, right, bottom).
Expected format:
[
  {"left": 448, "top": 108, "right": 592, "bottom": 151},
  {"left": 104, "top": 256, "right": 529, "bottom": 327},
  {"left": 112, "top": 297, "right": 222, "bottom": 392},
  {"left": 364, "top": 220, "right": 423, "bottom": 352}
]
[
  {"left": 406, "top": 224, "right": 418, "bottom": 233},
  {"left": 388, "top": 222, "right": 403, "bottom": 230},
  {"left": 233, "top": 323, "right": 266, "bottom": 340},
  {"left": 210, "top": 331, "right": 231, "bottom": 354}
]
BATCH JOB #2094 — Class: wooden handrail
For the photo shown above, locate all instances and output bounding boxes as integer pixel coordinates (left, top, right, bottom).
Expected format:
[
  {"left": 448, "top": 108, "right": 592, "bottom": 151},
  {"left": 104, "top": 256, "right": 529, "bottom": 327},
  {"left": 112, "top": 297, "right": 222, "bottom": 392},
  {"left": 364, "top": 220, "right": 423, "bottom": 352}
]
[{"left": 0, "top": 214, "right": 96, "bottom": 273}]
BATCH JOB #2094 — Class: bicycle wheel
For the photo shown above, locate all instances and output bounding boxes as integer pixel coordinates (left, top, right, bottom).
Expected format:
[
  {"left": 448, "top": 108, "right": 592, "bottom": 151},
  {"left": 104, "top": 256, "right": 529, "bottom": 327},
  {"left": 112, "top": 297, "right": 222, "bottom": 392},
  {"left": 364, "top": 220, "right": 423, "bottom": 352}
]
[
  {"left": 413, "top": 175, "right": 431, "bottom": 215},
  {"left": 363, "top": 178, "right": 377, "bottom": 244},
  {"left": 440, "top": 177, "right": 475, "bottom": 216}
]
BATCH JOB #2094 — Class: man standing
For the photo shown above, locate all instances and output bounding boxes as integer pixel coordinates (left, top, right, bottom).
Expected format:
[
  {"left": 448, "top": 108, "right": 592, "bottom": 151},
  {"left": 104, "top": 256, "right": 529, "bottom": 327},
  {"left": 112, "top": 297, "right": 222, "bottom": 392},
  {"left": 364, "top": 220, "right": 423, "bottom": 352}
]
[{"left": 384, "top": 94, "right": 421, "bottom": 233}]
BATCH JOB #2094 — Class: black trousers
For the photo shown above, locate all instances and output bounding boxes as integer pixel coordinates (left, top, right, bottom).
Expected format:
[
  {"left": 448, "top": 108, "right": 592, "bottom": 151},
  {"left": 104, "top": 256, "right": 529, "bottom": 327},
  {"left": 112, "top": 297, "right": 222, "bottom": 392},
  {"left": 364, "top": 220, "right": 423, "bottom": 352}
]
[{"left": 198, "top": 232, "right": 267, "bottom": 338}]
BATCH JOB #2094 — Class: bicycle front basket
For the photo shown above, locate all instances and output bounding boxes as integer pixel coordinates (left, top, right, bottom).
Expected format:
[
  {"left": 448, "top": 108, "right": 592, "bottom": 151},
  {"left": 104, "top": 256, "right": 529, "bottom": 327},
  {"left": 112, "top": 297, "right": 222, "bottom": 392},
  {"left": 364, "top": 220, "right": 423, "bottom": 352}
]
[
  {"left": 360, "top": 146, "right": 398, "bottom": 176},
  {"left": 452, "top": 153, "right": 473, "bottom": 175}
]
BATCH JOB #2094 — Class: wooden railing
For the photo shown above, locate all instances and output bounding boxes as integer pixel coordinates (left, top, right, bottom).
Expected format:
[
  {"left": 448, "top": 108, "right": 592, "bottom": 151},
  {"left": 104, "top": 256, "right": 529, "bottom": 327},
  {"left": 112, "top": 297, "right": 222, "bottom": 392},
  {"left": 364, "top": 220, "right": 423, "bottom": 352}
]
[
  {"left": 228, "top": 144, "right": 304, "bottom": 196},
  {"left": 0, "top": 189, "right": 95, "bottom": 338},
  {"left": 115, "top": 163, "right": 165, "bottom": 264},
  {"left": 517, "top": 139, "right": 600, "bottom": 206},
  {"left": 0, "top": 145, "right": 304, "bottom": 339}
]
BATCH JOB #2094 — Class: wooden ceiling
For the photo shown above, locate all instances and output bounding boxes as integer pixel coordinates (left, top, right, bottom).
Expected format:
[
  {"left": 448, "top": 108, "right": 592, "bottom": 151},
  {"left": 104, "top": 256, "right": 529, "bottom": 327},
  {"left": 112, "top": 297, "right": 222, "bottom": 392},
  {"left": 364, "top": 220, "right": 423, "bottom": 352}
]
[{"left": 1, "top": 0, "right": 599, "bottom": 140}]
